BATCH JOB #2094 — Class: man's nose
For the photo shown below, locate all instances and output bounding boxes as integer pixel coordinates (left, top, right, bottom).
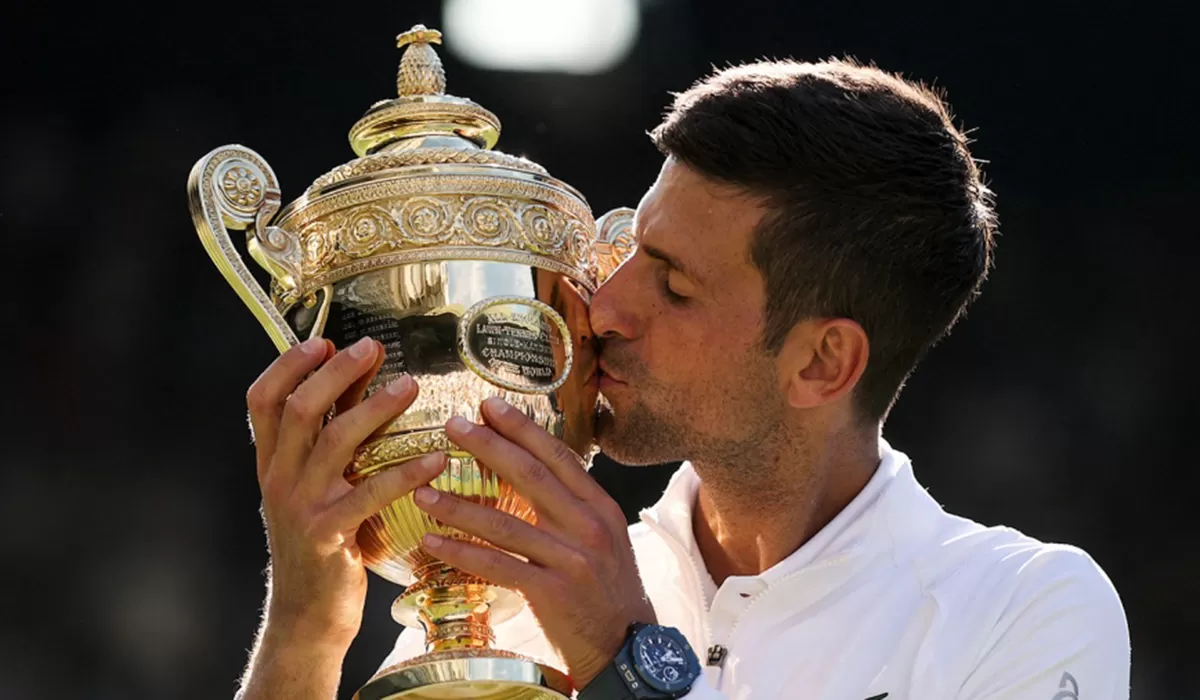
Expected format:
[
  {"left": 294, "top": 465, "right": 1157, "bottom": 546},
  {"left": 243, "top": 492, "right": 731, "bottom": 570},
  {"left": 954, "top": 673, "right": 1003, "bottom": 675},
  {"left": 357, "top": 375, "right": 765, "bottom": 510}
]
[{"left": 589, "top": 258, "right": 637, "bottom": 340}]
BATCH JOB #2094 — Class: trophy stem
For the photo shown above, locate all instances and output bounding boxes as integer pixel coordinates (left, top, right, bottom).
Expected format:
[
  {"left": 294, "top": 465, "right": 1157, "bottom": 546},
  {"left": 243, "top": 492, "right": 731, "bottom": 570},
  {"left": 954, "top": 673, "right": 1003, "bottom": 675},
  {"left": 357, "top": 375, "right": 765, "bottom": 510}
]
[{"left": 398, "top": 564, "right": 502, "bottom": 654}]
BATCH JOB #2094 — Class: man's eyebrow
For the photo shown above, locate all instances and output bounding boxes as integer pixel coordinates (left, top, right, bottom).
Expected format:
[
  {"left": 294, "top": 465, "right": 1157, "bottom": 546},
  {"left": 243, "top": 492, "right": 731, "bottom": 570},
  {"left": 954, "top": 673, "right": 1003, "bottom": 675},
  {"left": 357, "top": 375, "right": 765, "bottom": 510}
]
[{"left": 640, "top": 243, "right": 699, "bottom": 281}]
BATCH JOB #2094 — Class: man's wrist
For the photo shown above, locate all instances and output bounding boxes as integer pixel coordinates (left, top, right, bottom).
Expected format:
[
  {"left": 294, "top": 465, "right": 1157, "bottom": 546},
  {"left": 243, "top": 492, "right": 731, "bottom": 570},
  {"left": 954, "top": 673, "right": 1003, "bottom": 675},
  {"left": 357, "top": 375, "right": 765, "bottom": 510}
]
[
  {"left": 578, "top": 645, "right": 635, "bottom": 700},
  {"left": 578, "top": 623, "right": 642, "bottom": 700},
  {"left": 264, "top": 600, "right": 361, "bottom": 648},
  {"left": 572, "top": 649, "right": 624, "bottom": 690},
  {"left": 571, "top": 620, "right": 639, "bottom": 689},
  {"left": 579, "top": 624, "right": 701, "bottom": 700},
  {"left": 237, "top": 620, "right": 352, "bottom": 700},
  {"left": 258, "top": 617, "right": 356, "bottom": 663}
]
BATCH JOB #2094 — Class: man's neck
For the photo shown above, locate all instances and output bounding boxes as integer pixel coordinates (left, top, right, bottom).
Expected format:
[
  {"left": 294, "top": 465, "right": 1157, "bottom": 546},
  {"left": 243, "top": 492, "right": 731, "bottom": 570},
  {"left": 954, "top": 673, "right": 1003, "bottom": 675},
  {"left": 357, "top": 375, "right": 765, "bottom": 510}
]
[{"left": 690, "top": 429, "right": 880, "bottom": 586}]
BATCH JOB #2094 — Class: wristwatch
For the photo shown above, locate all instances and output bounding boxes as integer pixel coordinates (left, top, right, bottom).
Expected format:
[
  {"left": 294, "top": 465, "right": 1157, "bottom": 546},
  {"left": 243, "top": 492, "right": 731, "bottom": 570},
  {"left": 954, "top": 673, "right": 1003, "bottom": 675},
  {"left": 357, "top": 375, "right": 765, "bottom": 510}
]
[{"left": 579, "top": 623, "right": 702, "bottom": 699}]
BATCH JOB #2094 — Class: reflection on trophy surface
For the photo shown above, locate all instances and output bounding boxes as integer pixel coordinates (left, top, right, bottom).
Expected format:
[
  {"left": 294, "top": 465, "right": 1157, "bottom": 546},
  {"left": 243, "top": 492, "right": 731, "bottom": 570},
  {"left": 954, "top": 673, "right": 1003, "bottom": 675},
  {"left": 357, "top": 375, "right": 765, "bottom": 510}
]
[{"left": 186, "top": 24, "right": 634, "bottom": 700}]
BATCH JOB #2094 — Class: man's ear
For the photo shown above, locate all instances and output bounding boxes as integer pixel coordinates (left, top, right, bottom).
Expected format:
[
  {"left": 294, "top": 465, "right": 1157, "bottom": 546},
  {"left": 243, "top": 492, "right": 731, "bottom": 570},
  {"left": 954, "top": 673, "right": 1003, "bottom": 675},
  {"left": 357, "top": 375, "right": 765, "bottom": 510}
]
[{"left": 778, "top": 318, "right": 870, "bottom": 410}]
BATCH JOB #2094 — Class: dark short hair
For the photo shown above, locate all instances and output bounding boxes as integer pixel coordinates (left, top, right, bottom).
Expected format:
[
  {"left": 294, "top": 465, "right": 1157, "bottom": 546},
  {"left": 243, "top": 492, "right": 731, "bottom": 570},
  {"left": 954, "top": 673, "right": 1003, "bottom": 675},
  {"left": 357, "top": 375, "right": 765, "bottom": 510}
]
[{"left": 650, "top": 58, "right": 997, "bottom": 423}]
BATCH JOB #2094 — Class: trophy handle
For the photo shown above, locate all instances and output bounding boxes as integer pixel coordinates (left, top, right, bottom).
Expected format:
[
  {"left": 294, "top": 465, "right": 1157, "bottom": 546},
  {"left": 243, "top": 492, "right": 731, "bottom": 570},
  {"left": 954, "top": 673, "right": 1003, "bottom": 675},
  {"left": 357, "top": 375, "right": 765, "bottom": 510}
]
[
  {"left": 187, "top": 145, "right": 301, "bottom": 353},
  {"left": 594, "top": 207, "right": 636, "bottom": 286}
]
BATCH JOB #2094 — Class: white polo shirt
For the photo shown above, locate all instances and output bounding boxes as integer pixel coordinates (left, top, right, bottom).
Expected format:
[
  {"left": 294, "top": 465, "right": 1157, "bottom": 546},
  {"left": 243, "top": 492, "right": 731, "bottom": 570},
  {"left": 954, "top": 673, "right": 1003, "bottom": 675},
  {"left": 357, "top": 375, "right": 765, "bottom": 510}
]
[{"left": 380, "top": 439, "right": 1130, "bottom": 699}]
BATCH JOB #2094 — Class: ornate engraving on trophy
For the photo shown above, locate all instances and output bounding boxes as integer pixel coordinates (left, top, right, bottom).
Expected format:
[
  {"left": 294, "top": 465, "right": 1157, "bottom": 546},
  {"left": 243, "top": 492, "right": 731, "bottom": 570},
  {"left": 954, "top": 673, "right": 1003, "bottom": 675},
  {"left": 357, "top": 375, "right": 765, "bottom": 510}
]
[
  {"left": 460, "top": 297, "right": 571, "bottom": 393},
  {"left": 219, "top": 163, "right": 264, "bottom": 208}
]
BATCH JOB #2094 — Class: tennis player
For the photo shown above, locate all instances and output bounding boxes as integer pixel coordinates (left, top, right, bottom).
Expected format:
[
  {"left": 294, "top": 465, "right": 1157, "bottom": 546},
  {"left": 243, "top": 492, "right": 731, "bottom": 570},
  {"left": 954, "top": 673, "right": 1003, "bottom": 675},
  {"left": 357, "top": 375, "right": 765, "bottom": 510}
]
[{"left": 237, "top": 60, "right": 1129, "bottom": 700}]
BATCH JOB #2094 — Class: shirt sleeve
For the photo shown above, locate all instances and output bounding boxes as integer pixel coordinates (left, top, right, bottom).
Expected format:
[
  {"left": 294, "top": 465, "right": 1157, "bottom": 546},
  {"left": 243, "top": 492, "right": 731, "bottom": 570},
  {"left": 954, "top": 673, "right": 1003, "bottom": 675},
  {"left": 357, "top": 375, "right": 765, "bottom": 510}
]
[{"left": 956, "top": 545, "right": 1130, "bottom": 700}]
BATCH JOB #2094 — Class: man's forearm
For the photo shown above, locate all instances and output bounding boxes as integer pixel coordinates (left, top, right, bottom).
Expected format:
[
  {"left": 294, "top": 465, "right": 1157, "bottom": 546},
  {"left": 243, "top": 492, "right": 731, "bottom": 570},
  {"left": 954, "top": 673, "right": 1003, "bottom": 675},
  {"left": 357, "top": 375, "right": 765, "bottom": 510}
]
[{"left": 235, "top": 620, "right": 352, "bottom": 700}]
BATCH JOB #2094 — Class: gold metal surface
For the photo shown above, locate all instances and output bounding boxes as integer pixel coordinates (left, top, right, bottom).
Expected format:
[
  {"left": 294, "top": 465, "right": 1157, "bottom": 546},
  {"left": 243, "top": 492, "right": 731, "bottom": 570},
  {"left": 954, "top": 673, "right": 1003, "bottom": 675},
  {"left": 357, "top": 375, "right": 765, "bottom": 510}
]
[
  {"left": 187, "top": 23, "right": 637, "bottom": 700},
  {"left": 357, "top": 649, "right": 572, "bottom": 700},
  {"left": 595, "top": 207, "right": 637, "bottom": 286},
  {"left": 273, "top": 178, "right": 596, "bottom": 305},
  {"left": 396, "top": 26, "right": 446, "bottom": 96},
  {"left": 187, "top": 147, "right": 298, "bottom": 352},
  {"left": 308, "top": 149, "right": 547, "bottom": 192}
]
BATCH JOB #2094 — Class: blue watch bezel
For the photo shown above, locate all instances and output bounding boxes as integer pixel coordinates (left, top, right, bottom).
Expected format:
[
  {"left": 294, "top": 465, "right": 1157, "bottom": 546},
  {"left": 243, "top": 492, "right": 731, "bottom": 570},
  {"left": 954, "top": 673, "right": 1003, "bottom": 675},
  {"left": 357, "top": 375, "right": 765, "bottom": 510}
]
[{"left": 627, "top": 623, "right": 701, "bottom": 695}]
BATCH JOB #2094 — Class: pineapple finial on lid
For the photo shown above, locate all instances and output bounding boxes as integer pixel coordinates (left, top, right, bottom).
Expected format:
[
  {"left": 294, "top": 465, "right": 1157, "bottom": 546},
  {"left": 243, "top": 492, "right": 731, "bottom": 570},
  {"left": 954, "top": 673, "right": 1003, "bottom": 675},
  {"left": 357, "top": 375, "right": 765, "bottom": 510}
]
[{"left": 396, "top": 24, "right": 446, "bottom": 97}]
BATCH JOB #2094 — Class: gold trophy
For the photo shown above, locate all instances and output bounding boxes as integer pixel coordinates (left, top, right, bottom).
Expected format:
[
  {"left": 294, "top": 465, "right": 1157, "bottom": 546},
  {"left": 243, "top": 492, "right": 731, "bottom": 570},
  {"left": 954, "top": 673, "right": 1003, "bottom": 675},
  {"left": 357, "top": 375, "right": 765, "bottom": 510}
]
[{"left": 187, "top": 25, "right": 635, "bottom": 700}]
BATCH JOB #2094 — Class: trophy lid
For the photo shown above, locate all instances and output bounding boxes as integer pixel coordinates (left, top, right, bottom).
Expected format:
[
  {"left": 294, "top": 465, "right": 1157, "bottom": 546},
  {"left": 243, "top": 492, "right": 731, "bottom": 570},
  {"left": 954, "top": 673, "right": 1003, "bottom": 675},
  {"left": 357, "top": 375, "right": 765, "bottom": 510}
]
[
  {"left": 259, "top": 25, "right": 597, "bottom": 308},
  {"left": 343, "top": 25, "right": 503, "bottom": 157}
]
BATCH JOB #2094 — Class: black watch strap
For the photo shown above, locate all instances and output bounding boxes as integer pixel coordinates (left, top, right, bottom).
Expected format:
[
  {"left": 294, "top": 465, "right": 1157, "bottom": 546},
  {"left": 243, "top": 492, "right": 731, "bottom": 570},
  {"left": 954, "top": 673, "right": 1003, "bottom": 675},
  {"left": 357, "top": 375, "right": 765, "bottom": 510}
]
[{"left": 578, "top": 660, "right": 635, "bottom": 700}]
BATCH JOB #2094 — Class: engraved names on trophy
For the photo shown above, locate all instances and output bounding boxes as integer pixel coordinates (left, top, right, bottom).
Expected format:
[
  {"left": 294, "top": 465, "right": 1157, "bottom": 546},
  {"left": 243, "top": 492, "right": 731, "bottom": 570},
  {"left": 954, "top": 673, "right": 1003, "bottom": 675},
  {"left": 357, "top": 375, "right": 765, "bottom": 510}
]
[
  {"left": 337, "top": 305, "right": 410, "bottom": 386},
  {"left": 329, "top": 298, "right": 461, "bottom": 397}
]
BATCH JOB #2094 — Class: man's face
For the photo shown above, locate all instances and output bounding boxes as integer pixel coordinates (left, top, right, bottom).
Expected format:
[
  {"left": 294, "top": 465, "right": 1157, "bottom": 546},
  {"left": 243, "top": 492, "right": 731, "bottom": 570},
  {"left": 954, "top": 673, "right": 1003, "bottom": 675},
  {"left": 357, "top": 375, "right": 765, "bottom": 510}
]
[{"left": 589, "top": 159, "right": 786, "bottom": 466}]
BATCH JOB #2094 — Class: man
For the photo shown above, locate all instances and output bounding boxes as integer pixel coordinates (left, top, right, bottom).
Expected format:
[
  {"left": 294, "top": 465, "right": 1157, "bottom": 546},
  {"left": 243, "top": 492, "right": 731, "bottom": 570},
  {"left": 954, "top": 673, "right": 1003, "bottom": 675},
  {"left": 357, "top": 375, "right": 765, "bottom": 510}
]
[{"left": 236, "top": 59, "right": 1130, "bottom": 699}]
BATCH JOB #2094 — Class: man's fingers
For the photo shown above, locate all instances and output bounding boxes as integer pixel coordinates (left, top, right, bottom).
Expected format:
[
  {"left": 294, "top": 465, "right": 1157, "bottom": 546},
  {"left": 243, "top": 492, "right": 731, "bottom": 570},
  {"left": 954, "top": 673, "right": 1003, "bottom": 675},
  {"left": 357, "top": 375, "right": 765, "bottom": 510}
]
[
  {"left": 246, "top": 337, "right": 330, "bottom": 477},
  {"left": 444, "top": 415, "right": 588, "bottom": 529},
  {"left": 326, "top": 452, "right": 447, "bottom": 533},
  {"left": 413, "top": 488, "right": 578, "bottom": 567},
  {"left": 302, "top": 374, "right": 419, "bottom": 498},
  {"left": 335, "top": 340, "right": 387, "bottom": 416},
  {"left": 479, "top": 397, "right": 604, "bottom": 501},
  {"left": 270, "top": 337, "right": 382, "bottom": 486},
  {"left": 420, "top": 532, "right": 545, "bottom": 595}
]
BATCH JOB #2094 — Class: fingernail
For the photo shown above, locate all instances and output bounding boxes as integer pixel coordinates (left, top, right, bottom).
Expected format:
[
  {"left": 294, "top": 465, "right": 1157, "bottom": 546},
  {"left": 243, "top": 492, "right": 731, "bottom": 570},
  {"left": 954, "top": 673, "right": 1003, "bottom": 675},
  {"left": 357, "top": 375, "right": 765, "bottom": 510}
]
[
  {"left": 385, "top": 375, "right": 413, "bottom": 396},
  {"left": 484, "top": 397, "right": 511, "bottom": 416},
  {"left": 299, "top": 337, "right": 323, "bottom": 355},
  {"left": 349, "top": 336, "right": 374, "bottom": 359},
  {"left": 417, "top": 451, "right": 446, "bottom": 473},
  {"left": 422, "top": 533, "right": 443, "bottom": 549},
  {"left": 447, "top": 415, "right": 474, "bottom": 435},
  {"left": 415, "top": 487, "right": 439, "bottom": 505}
]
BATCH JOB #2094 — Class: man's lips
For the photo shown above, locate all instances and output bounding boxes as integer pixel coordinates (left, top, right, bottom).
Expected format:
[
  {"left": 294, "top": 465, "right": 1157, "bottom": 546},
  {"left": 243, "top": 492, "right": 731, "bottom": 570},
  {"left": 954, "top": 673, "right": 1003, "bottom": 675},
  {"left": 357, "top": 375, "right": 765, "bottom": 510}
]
[
  {"left": 599, "top": 374, "right": 625, "bottom": 394},
  {"left": 598, "top": 360, "right": 626, "bottom": 386}
]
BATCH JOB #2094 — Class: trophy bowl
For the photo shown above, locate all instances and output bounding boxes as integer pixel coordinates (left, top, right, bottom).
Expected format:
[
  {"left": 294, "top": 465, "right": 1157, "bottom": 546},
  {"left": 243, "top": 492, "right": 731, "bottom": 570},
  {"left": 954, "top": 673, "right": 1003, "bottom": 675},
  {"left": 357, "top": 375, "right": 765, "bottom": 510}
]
[{"left": 186, "top": 25, "right": 635, "bottom": 700}]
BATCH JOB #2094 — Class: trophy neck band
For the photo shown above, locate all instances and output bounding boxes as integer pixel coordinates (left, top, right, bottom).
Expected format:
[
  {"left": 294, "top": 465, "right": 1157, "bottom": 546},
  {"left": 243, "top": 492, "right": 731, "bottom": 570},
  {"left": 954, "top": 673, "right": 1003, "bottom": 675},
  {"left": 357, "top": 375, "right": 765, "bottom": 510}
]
[{"left": 267, "top": 166, "right": 598, "bottom": 307}]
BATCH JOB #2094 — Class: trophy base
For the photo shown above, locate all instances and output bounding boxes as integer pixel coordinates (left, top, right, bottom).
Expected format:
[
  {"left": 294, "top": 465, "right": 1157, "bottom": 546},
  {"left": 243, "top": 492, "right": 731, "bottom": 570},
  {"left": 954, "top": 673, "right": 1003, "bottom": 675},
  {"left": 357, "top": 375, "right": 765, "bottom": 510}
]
[{"left": 354, "top": 648, "right": 572, "bottom": 700}]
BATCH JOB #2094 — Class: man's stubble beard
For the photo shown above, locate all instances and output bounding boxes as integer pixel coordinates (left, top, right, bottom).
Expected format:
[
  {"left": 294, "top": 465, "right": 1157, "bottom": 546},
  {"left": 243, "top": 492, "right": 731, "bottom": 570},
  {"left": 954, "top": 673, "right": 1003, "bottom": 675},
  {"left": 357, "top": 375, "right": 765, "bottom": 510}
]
[
  {"left": 594, "top": 347, "right": 786, "bottom": 471},
  {"left": 595, "top": 391, "right": 694, "bottom": 466}
]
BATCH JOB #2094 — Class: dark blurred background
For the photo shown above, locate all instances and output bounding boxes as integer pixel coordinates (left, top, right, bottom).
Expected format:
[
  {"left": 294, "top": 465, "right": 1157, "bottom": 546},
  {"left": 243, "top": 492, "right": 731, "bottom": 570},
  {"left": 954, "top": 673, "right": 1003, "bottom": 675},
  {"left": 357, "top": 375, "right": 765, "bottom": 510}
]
[{"left": 2, "top": 0, "right": 1196, "bottom": 698}]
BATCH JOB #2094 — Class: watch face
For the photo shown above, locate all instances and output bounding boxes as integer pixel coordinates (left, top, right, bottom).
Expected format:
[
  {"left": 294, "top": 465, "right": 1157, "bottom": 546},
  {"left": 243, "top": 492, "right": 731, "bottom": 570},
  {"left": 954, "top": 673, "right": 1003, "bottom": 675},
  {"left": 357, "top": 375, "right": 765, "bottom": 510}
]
[{"left": 631, "top": 627, "right": 698, "bottom": 694}]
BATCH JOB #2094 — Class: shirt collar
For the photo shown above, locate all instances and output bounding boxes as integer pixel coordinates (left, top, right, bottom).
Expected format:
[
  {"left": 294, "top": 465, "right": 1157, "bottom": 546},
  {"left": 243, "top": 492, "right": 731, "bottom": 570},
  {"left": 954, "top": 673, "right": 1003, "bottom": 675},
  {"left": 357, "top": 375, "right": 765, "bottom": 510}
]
[{"left": 639, "top": 437, "right": 920, "bottom": 588}]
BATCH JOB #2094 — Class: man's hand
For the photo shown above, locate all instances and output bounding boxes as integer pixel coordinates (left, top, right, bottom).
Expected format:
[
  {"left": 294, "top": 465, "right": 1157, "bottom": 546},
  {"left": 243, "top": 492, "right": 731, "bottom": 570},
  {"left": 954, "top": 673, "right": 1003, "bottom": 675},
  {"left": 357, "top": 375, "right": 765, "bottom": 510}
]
[
  {"left": 246, "top": 335, "right": 446, "bottom": 649},
  {"left": 412, "top": 397, "right": 655, "bottom": 689}
]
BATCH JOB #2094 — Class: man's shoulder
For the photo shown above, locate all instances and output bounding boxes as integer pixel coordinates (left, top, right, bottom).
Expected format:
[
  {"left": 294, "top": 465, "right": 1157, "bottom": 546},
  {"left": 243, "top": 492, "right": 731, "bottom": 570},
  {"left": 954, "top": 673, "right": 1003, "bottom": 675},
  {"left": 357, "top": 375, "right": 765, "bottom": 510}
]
[
  {"left": 911, "top": 513, "right": 1127, "bottom": 650},
  {"left": 629, "top": 505, "right": 1120, "bottom": 612},
  {"left": 917, "top": 513, "right": 1119, "bottom": 605},
  {"left": 887, "top": 508, "right": 1129, "bottom": 696},
  {"left": 920, "top": 521, "right": 1130, "bottom": 697}
]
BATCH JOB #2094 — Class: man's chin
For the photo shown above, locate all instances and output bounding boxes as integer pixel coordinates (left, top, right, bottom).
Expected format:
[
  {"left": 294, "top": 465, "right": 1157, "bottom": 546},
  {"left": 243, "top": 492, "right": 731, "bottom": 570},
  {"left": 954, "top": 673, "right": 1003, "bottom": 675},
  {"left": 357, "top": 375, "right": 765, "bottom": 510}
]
[{"left": 594, "top": 405, "right": 680, "bottom": 467}]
